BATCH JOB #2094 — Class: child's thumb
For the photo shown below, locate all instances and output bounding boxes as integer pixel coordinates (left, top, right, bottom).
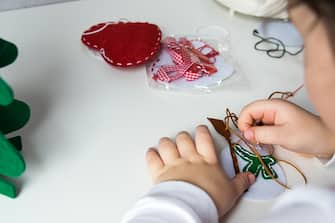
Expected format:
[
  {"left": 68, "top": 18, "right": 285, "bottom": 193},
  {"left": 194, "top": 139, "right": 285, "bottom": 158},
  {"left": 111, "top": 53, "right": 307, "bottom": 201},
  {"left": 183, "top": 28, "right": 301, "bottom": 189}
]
[
  {"left": 244, "top": 125, "right": 285, "bottom": 145},
  {"left": 231, "top": 172, "right": 255, "bottom": 198}
]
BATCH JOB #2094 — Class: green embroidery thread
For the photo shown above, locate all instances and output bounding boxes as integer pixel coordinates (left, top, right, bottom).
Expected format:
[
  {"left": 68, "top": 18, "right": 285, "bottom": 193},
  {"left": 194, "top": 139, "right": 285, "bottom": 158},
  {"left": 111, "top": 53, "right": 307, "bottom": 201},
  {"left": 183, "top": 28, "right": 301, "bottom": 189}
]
[{"left": 233, "top": 144, "right": 278, "bottom": 180}]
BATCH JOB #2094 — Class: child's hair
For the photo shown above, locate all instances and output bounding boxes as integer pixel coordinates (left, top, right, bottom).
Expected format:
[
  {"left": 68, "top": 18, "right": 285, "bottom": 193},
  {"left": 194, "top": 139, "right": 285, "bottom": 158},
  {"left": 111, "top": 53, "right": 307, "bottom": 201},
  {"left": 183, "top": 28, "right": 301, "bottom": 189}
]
[{"left": 290, "top": 0, "right": 335, "bottom": 50}]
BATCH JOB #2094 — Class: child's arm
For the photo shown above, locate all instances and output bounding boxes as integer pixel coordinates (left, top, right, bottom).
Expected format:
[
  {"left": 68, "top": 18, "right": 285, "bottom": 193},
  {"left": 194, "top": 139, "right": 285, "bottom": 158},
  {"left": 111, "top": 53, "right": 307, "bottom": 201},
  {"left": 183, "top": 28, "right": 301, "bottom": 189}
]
[{"left": 122, "top": 184, "right": 335, "bottom": 223}]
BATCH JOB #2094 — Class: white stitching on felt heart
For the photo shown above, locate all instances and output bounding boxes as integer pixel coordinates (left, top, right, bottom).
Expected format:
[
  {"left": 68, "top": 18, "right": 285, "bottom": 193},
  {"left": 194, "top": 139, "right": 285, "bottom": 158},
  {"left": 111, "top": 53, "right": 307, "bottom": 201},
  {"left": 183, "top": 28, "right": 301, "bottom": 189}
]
[
  {"left": 83, "top": 22, "right": 115, "bottom": 35},
  {"left": 82, "top": 22, "right": 162, "bottom": 67}
]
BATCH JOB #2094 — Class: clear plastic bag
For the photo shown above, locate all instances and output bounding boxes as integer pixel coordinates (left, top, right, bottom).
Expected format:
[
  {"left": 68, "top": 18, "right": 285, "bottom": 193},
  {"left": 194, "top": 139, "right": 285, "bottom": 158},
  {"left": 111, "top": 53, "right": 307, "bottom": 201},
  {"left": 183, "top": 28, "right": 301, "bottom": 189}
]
[{"left": 146, "top": 25, "right": 243, "bottom": 93}]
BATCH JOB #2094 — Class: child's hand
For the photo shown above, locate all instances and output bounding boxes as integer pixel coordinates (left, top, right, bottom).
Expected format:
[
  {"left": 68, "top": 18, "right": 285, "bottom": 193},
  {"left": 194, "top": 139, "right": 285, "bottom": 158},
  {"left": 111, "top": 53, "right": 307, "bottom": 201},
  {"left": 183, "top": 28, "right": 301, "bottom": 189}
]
[
  {"left": 146, "top": 125, "right": 255, "bottom": 217},
  {"left": 238, "top": 99, "right": 335, "bottom": 157}
]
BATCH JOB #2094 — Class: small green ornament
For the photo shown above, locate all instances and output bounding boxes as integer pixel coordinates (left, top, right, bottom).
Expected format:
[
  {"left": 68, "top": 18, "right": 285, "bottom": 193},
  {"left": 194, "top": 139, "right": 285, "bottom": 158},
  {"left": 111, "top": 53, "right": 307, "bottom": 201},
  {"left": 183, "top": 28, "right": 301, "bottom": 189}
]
[
  {"left": 0, "top": 38, "right": 30, "bottom": 198},
  {"left": 233, "top": 144, "right": 278, "bottom": 180}
]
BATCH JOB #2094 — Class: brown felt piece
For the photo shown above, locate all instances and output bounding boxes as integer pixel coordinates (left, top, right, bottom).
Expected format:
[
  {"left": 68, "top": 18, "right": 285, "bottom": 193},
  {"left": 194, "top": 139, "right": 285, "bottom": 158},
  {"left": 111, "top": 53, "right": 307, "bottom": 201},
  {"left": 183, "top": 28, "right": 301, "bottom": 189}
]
[{"left": 207, "top": 118, "right": 240, "bottom": 175}]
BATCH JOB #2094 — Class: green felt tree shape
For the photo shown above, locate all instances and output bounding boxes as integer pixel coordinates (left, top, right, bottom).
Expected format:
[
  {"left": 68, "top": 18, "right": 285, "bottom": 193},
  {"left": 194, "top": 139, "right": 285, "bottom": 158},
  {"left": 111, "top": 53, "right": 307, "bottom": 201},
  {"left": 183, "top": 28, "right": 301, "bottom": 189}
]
[
  {"left": 233, "top": 144, "right": 278, "bottom": 180},
  {"left": 0, "top": 38, "right": 30, "bottom": 198}
]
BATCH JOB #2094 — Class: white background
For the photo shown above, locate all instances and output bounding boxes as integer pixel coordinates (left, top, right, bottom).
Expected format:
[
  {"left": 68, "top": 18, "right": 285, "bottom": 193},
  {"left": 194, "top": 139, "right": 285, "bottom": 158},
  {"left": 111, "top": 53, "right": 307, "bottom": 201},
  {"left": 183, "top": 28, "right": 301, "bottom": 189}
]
[
  {"left": 0, "top": 0, "right": 76, "bottom": 11},
  {"left": 0, "top": 0, "right": 335, "bottom": 222}
]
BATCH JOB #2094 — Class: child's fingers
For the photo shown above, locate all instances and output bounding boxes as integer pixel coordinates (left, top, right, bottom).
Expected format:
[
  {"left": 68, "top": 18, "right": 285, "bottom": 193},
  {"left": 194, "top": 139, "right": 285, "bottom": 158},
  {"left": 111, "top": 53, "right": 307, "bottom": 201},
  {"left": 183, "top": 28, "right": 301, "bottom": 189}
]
[
  {"left": 244, "top": 125, "right": 286, "bottom": 145},
  {"left": 176, "top": 131, "right": 197, "bottom": 160},
  {"left": 238, "top": 100, "right": 278, "bottom": 132},
  {"left": 146, "top": 148, "right": 164, "bottom": 178},
  {"left": 231, "top": 172, "right": 255, "bottom": 198},
  {"left": 158, "top": 137, "right": 180, "bottom": 164},
  {"left": 195, "top": 125, "right": 218, "bottom": 164}
]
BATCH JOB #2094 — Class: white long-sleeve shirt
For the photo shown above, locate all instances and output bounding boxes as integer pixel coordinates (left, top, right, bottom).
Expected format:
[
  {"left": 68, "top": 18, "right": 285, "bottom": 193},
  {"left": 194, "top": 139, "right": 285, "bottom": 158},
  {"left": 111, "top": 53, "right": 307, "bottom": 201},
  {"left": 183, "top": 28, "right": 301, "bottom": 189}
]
[{"left": 121, "top": 155, "right": 335, "bottom": 223}]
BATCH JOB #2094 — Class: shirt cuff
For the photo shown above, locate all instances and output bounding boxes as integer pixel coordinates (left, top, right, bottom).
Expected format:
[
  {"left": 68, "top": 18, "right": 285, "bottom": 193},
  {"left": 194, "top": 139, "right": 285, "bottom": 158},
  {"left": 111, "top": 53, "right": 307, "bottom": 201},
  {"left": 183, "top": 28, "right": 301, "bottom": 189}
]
[
  {"left": 121, "top": 181, "right": 219, "bottom": 223},
  {"left": 318, "top": 153, "right": 335, "bottom": 168},
  {"left": 261, "top": 186, "right": 335, "bottom": 223}
]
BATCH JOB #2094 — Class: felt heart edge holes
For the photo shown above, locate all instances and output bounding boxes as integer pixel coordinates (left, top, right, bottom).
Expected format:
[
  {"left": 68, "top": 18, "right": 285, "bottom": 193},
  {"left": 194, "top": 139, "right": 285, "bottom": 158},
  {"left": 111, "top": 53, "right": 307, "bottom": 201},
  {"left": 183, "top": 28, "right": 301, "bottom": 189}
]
[{"left": 81, "top": 21, "right": 162, "bottom": 67}]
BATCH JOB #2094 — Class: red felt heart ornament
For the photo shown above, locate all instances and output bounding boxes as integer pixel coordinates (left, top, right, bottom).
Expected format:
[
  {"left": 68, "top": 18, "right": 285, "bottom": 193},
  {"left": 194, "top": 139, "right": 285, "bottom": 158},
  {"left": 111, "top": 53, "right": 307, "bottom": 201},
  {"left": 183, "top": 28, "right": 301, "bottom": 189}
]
[{"left": 81, "top": 22, "right": 162, "bottom": 67}]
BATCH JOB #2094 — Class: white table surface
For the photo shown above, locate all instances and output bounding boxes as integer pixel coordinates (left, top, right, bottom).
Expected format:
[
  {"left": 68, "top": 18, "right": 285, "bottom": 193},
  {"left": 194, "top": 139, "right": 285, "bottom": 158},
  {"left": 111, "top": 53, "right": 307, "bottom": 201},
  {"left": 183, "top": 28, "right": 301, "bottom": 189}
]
[
  {"left": 0, "top": 0, "right": 76, "bottom": 12},
  {"left": 1, "top": 0, "right": 335, "bottom": 222}
]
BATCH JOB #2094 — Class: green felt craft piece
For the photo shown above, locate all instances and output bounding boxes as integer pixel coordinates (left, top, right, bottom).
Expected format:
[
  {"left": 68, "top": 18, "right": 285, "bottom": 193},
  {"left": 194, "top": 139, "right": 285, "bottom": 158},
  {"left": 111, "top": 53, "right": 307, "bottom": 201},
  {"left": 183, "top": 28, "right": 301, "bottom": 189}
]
[
  {"left": 0, "top": 99, "right": 30, "bottom": 134},
  {"left": 8, "top": 136, "right": 22, "bottom": 151},
  {"left": 0, "top": 38, "right": 28, "bottom": 199},
  {"left": 0, "top": 177, "right": 16, "bottom": 198},
  {"left": 0, "top": 38, "right": 18, "bottom": 68},
  {"left": 0, "top": 133, "right": 25, "bottom": 177},
  {"left": 0, "top": 78, "right": 14, "bottom": 106},
  {"left": 234, "top": 144, "right": 278, "bottom": 180}
]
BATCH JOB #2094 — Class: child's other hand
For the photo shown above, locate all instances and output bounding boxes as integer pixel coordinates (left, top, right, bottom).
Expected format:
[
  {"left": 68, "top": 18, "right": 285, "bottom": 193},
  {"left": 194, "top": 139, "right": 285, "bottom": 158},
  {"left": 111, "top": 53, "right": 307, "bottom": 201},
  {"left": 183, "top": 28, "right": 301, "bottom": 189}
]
[
  {"left": 238, "top": 99, "right": 335, "bottom": 157},
  {"left": 146, "top": 125, "right": 255, "bottom": 217}
]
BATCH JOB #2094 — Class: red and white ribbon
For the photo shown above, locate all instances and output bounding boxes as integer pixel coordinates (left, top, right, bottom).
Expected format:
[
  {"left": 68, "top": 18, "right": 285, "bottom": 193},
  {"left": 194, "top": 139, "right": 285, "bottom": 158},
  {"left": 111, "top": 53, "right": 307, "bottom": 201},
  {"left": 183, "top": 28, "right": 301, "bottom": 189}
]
[{"left": 153, "top": 37, "right": 219, "bottom": 82}]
